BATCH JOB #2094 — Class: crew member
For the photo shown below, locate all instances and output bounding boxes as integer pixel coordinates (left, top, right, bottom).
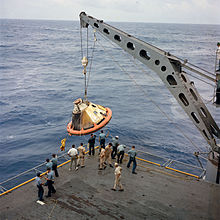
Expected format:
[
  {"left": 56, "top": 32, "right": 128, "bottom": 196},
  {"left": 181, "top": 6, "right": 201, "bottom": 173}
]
[
  {"left": 99, "top": 148, "right": 106, "bottom": 170},
  {"left": 105, "top": 143, "right": 113, "bottom": 167},
  {"left": 46, "top": 158, "right": 52, "bottom": 170},
  {"left": 51, "top": 154, "right": 59, "bottom": 177},
  {"left": 99, "top": 130, "right": 109, "bottom": 151},
  {"left": 111, "top": 136, "right": 119, "bottom": 159},
  {"left": 117, "top": 144, "right": 126, "bottom": 164},
  {"left": 35, "top": 173, "right": 44, "bottom": 201},
  {"left": 68, "top": 144, "right": 78, "bottom": 171},
  {"left": 111, "top": 163, "right": 124, "bottom": 191},
  {"left": 77, "top": 143, "right": 86, "bottom": 168},
  {"left": 44, "top": 167, "right": 56, "bottom": 197},
  {"left": 88, "top": 133, "right": 96, "bottom": 156},
  {"left": 127, "top": 146, "right": 137, "bottom": 174}
]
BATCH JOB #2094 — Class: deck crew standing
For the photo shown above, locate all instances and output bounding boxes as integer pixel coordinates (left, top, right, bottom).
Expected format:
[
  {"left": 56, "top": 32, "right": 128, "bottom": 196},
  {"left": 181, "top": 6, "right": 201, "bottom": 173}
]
[
  {"left": 51, "top": 154, "right": 59, "bottom": 177},
  {"left": 35, "top": 173, "right": 44, "bottom": 201},
  {"left": 99, "top": 148, "right": 106, "bottom": 170},
  {"left": 46, "top": 158, "right": 52, "bottom": 170},
  {"left": 68, "top": 144, "right": 78, "bottom": 171},
  {"left": 111, "top": 136, "right": 119, "bottom": 159},
  {"left": 77, "top": 143, "right": 86, "bottom": 168},
  {"left": 117, "top": 144, "right": 125, "bottom": 164},
  {"left": 45, "top": 167, "right": 56, "bottom": 197},
  {"left": 111, "top": 163, "right": 124, "bottom": 191},
  {"left": 99, "top": 130, "right": 109, "bottom": 151},
  {"left": 88, "top": 134, "right": 96, "bottom": 156},
  {"left": 105, "top": 143, "right": 113, "bottom": 167},
  {"left": 127, "top": 146, "right": 137, "bottom": 174}
]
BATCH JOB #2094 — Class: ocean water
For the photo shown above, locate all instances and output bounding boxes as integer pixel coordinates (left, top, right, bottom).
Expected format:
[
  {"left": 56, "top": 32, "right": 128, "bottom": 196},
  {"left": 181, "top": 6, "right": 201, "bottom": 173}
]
[{"left": 0, "top": 19, "right": 220, "bottom": 183}]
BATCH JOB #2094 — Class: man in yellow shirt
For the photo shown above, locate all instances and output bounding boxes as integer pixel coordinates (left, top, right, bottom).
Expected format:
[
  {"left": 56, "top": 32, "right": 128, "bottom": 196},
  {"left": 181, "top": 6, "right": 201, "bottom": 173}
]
[
  {"left": 77, "top": 143, "right": 86, "bottom": 168},
  {"left": 105, "top": 143, "right": 113, "bottom": 168},
  {"left": 111, "top": 163, "right": 124, "bottom": 191}
]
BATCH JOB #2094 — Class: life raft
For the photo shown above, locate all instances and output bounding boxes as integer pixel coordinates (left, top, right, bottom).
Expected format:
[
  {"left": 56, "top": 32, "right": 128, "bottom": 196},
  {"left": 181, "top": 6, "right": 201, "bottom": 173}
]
[{"left": 67, "top": 98, "right": 112, "bottom": 136}]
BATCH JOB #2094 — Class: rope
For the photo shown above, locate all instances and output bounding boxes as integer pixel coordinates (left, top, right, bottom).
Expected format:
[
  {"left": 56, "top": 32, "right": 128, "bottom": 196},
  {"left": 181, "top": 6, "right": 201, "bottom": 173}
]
[
  {"left": 80, "top": 25, "right": 83, "bottom": 60},
  {"left": 95, "top": 33, "right": 205, "bottom": 153},
  {"left": 87, "top": 28, "right": 89, "bottom": 58},
  {"left": 86, "top": 30, "right": 97, "bottom": 93},
  {"left": 47, "top": 199, "right": 57, "bottom": 219}
]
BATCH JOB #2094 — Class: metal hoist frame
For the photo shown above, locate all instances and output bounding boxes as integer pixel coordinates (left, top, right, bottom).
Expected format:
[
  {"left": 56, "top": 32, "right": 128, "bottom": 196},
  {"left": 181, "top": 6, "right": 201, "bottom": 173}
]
[{"left": 79, "top": 12, "right": 220, "bottom": 153}]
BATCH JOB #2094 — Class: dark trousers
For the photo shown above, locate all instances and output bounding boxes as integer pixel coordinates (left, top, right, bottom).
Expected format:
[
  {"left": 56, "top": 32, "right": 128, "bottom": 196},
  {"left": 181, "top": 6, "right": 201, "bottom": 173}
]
[
  {"left": 127, "top": 157, "right": 137, "bottom": 173},
  {"left": 47, "top": 180, "right": 56, "bottom": 196},
  {"left": 111, "top": 146, "right": 117, "bottom": 159},
  {"left": 117, "top": 151, "right": 124, "bottom": 164},
  {"left": 89, "top": 145, "right": 95, "bottom": 155},
  {"left": 37, "top": 185, "right": 44, "bottom": 201},
  {"left": 52, "top": 164, "right": 59, "bottom": 177},
  {"left": 99, "top": 140, "right": 105, "bottom": 152},
  {"left": 100, "top": 139, "right": 105, "bottom": 148}
]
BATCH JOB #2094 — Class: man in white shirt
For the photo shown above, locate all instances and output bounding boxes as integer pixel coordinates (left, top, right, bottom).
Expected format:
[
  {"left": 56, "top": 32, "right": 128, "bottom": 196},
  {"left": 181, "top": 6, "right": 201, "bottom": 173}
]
[{"left": 68, "top": 144, "right": 78, "bottom": 171}]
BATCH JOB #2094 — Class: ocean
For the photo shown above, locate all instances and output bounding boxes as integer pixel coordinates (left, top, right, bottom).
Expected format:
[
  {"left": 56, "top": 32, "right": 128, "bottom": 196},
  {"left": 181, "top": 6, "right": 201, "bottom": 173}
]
[{"left": 0, "top": 19, "right": 220, "bottom": 183}]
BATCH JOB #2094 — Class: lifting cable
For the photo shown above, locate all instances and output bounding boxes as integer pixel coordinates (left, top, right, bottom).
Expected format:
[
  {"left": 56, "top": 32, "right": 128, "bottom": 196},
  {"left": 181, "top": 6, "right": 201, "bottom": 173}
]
[
  {"left": 86, "top": 30, "right": 97, "bottom": 93},
  {"left": 95, "top": 31, "right": 206, "bottom": 153}
]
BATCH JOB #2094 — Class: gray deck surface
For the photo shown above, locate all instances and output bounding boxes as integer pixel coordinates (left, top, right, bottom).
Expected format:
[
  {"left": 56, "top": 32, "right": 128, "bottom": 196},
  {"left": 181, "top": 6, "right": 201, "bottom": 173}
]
[{"left": 0, "top": 152, "right": 219, "bottom": 220}]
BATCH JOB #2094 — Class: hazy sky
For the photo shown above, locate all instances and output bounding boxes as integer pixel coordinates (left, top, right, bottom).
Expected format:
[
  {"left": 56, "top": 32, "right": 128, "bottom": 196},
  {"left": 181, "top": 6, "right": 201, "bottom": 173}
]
[{"left": 1, "top": 0, "right": 220, "bottom": 24}]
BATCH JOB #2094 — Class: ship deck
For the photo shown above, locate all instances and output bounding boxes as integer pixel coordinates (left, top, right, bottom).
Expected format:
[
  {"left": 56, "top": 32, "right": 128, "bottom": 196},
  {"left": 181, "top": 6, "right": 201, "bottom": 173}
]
[{"left": 0, "top": 152, "right": 219, "bottom": 220}]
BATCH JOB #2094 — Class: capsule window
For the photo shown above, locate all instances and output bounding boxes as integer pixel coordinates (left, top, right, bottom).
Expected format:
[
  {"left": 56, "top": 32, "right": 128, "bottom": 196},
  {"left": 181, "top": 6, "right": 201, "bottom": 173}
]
[
  {"left": 103, "top": 28, "right": 109, "bottom": 34},
  {"left": 94, "top": 23, "right": 99, "bottom": 28},
  {"left": 181, "top": 74, "right": 187, "bottom": 82},
  {"left": 179, "top": 93, "right": 189, "bottom": 106},
  {"left": 155, "top": 60, "right": 160, "bottom": 65},
  {"left": 190, "top": 89, "right": 198, "bottom": 101},
  {"left": 127, "top": 42, "right": 135, "bottom": 50},
  {"left": 191, "top": 112, "right": 200, "bottom": 124},
  {"left": 200, "top": 107, "right": 207, "bottom": 118},
  {"left": 167, "top": 75, "right": 177, "bottom": 85},
  {"left": 139, "top": 50, "right": 150, "bottom": 60},
  {"left": 161, "top": 66, "right": 166, "bottom": 72},
  {"left": 114, "top": 35, "right": 121, "bottom": 42}
]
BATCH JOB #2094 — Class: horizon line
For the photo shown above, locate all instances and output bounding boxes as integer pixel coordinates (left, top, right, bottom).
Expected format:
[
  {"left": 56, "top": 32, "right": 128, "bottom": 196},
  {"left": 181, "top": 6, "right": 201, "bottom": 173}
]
[{"left": 0, "top": 17, "right": 220, "bottom": 26}]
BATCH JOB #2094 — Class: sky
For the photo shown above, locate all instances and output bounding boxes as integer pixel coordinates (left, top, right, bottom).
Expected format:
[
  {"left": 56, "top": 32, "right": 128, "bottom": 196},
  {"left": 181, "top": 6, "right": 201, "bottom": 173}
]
[{"left": 1, "top": 0, "right": 220, "bottom": 24}]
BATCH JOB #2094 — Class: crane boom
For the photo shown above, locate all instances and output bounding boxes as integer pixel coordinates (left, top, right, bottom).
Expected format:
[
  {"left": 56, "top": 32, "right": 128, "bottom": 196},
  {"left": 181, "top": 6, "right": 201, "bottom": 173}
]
[{"left": 79, "top": 12, "right": 220, "bottom": 153}]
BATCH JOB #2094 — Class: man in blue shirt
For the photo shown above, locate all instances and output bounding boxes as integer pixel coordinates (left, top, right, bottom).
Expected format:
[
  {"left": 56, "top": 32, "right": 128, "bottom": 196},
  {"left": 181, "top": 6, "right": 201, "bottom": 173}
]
[
  {"left": 99, "top": 130, "right": 109, "bottom": 151},
  {"left": 46, "top": 158, "right": 52, "bottom": 170},
  {"left": 35, "top": 173, "right": 44, "bottom": 201},
  {"left": 44, "top": 167, "right": 56, "bottom": 197},
  {"left": 111, "top": 136, "right": 119, "bottom": 159},
  {"left": 117, "top": 144, "right": 125, "bottom": 164},
  {"left": 127, "top": 146, "right": 137, "bottom": 174},
  {"left": 51, "top": 154, "right": 59, "bottom": 177}
]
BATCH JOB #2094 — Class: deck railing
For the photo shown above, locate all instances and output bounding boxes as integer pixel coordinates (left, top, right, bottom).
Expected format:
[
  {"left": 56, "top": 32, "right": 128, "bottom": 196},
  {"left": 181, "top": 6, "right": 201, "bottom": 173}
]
[{"left": 0, "top": 147, "right": 205, "bottom": 196}]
